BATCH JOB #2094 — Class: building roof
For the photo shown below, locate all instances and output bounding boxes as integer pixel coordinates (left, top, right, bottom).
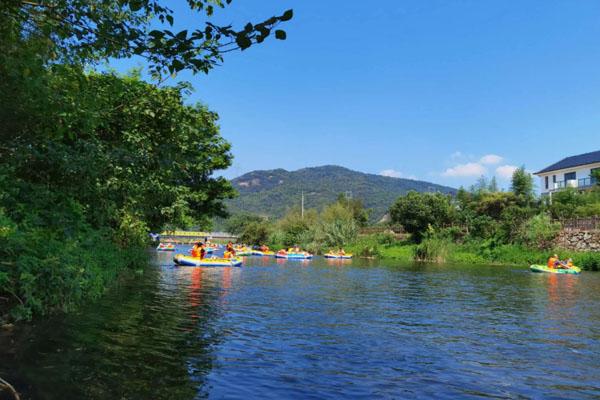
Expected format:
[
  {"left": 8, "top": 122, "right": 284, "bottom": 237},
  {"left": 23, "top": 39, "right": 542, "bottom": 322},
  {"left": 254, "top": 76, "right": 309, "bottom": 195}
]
[{"left": 536, "top": 150, "right": 600, "bottom": 174}]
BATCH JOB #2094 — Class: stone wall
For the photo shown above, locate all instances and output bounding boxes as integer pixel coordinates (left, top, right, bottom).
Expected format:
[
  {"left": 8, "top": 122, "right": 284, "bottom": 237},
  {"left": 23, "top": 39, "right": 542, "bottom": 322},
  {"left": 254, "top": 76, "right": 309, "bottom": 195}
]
[{"left": 555, "top": 229, "right": 600, "bottom": 252}]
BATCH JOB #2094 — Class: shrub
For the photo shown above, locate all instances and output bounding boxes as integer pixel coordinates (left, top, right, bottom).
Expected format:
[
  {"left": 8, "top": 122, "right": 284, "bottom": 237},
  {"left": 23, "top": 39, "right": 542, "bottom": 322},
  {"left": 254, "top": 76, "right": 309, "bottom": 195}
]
[
  {"left": 413, "top": 236, "right": 452, "bottom": 263},
  {"left": 518, "top": 214, "right": 561, "bottom": 249},
  {"left": 389, "top": 191, "right": 455, "bottom": 242}
]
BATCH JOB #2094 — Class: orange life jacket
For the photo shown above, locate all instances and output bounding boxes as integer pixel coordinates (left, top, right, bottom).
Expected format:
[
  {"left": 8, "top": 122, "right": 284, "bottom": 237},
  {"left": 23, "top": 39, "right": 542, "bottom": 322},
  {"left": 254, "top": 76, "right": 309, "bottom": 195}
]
[{"left": 547, "top": 257, "right": 557, "bottom": 268}]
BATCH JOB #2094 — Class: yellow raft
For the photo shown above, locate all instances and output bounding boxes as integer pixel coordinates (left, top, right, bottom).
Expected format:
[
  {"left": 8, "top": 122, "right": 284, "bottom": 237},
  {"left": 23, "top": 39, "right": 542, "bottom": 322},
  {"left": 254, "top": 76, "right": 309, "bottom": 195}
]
[
  {"left": 173, "top": 254, "right": 242, "bottom": 267},
  {"left": 324, "top": 253, "right": 352, "bottom": 259}
]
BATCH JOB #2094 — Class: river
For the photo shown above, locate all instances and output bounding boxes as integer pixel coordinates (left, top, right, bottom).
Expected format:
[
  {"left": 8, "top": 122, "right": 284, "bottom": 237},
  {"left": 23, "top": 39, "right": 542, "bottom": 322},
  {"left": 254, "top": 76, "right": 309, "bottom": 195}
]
[{"left": 2, "top": 248, "right": 600, "bottom": 399}]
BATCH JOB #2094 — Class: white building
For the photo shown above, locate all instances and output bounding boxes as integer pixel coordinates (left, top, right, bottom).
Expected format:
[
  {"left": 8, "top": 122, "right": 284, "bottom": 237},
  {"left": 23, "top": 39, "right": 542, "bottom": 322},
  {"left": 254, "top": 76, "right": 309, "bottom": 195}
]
[{"left": 535, "top": 150, "right": 600, "bottom": 195}]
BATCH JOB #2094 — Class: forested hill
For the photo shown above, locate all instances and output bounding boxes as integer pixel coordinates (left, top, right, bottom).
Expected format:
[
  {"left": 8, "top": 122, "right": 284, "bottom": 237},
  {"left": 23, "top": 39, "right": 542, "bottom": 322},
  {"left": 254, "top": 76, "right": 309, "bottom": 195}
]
[{"left": 226, "top": 165, "right": 456, "bottom": 221}]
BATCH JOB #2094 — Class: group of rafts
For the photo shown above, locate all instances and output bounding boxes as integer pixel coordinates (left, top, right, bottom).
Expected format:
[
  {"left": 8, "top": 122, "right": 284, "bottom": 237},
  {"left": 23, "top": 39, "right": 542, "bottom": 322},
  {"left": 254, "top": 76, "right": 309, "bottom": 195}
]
[
  {"left": 159, "top": 243, "right": 582, "bottom": 274},
  {"left": 157, "top": 242, "right": 352, "bottom": 267}
]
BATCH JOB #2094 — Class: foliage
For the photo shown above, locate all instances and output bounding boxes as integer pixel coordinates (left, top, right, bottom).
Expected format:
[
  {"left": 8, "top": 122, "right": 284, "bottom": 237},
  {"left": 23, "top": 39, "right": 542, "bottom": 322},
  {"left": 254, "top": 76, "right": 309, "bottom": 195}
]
[
  {"left": 317, "top": 202, "right": 358, "bottom": 249},
  {"left": 276, "top": 208, "right": 318, "bottom": 248},
  {"left": 3, "top": 0, "right": 293, "bottom": 79},
  {"left": 336, "top": 193, "right": 370, "bottom": 227},
  {"left": 511, "top": 166, "right": 535, "bottom": 205},
  {"left": 413, "top": 233, "right": 452, "bottom": 263},
  {"left": 226, "top": 166, "right": 456, "bottom": 223},
  {"left": 389, "top": 191, "right": 455, "bottom": 242},
  {"left": 0, "top": 0, "right": 289, "bottom": 319},
  {"left": 547, "top": 187, "right": 600, "bottom": 219},
  {"left": 225, "top": 213, "right": 272, "bottom": 245},
  {"left": 547, "top": 188, "right": 583, "bottom": 219},
  {"left": 518, "top": 214, "right": 561, "bottom": 249}
]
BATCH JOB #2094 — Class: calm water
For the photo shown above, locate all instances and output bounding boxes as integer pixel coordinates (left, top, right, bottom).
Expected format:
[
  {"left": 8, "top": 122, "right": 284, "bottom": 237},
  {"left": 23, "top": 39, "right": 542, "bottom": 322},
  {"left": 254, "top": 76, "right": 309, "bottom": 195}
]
[{"left": 2, "top": 247, "right": 600, "bottom": 399}]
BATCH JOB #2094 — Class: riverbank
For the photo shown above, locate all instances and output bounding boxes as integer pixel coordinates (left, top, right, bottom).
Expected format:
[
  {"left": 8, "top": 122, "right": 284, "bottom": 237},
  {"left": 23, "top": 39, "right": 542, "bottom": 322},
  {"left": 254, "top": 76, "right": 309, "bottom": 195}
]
[{"left": 346, "top": 234, "right": 600, "bottom": 270}]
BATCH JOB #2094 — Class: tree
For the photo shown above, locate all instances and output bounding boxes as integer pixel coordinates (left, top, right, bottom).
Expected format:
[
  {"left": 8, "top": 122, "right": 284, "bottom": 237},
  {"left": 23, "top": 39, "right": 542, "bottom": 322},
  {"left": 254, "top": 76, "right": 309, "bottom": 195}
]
[
  {"left": 3, "top": 0, "right": 293, "bottom": 80},
  {"left": 488, "top": 176, "right": 499, "bottom": 192},
  {"left": 277, "top": 208, "right": 318, "bottom": 247},
  {"left": 225, "top": 213, "right": 272, "bottom": 245},
  {"left": 389, "top": 191, "right": 454, "bottom": 242},
  {"left": 0, "top": 0, "right": 293, "bottom": 319},
  {"left": 319, "top": 202, "right": 358, "bottom": 247},
  {"left": 335, "top": 193, "right": 370, "bottom": 227},
  {"left": 511, "top": 166, "right": 534, "bottom": 203}
]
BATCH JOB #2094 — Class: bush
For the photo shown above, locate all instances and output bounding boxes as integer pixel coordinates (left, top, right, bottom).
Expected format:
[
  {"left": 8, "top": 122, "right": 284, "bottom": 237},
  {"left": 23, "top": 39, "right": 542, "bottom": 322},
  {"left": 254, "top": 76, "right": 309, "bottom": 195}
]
[
  {"left": 389, "top": 191, "right": 455, "bottom": 242},
  {"left": 518, "top": 214, "right": 561, "bottom": 249},
  {"left": 374, "top": 232, "right": 396, "bottom": 245},
  {"left": 413, "top": 236, "right": 452, "bottom": 263},
  {"left": 575, "top": 252, "right": 600, "bottom": 271}
]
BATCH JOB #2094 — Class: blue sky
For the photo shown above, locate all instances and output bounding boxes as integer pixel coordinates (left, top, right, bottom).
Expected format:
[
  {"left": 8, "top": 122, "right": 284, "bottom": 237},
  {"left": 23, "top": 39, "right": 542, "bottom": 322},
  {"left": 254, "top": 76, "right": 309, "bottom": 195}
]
[{"left": 112, "top": 0, "right": 600, "bottom": 189}]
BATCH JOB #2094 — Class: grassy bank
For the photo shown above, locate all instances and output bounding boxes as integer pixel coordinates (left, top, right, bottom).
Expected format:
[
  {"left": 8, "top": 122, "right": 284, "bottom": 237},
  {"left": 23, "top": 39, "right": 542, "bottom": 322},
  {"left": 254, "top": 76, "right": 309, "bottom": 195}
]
[{"left": 346, "top": 234, "right": 600, "bottom": 271}]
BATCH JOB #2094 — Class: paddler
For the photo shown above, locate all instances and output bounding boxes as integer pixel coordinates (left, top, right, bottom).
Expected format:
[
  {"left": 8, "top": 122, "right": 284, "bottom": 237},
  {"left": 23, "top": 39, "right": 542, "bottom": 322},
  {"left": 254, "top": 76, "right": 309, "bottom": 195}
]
[
  {"left": 547, "top": 254, "right": 559, "bottom": 269},
  {"left": 226, "top": 241, "right": 236, "bottom": 256},
  {"left": 191, "top": 242, "right": 202, "bottom": 258}
]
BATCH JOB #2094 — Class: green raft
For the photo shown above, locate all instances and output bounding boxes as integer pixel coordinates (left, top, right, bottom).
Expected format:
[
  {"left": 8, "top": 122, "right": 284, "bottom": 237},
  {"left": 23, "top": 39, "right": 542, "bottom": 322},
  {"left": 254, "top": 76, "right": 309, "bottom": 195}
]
[{"left": 530, "top": 264, "right": 581, "bottom": 274}]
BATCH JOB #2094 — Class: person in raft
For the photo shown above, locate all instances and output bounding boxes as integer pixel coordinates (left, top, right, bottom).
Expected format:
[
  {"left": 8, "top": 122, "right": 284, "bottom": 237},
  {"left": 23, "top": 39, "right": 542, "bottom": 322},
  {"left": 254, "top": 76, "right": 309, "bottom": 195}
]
[
  {"left": 190, "top": 242, "right": 200, "bottom": 257},
  {"left": 338, "top": 248, "right": 346, "bottom": 256},
  {"left": 558, "top": 257, "right": 574, "bottom": 269},
  {"left": 547, "top": 254, "right": 573, "bottom": 269},
  {"left": 547, "top": 254, "right": 560, "bottom": 268},
  {"left": 260, "top": 244, "right": 270, "bottom": 252},
  {"left": 226, "top": 241, "right": 236, "bottom": 256}
]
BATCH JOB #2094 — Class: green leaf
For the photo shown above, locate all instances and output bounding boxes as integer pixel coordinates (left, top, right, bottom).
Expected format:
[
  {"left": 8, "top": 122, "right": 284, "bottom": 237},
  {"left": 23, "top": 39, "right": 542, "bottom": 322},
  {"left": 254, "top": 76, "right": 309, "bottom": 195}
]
[
  {"left": 281, "top": 9, "right": 294, "bottom": 21},
  {"left": 129, "top": 0, "right": 143, "bottom": 12},
  {"left": 166, "top": 14, "right": 174, "bottom": 26},
  {"left": 275, "top": 30, "right": 286, "bottom": 40},
  {"left": 176, "top": 30, "right": 188, "bottom": 40},
  {"left": 236, "top": 35, "right": 252, "bottom": 50}
]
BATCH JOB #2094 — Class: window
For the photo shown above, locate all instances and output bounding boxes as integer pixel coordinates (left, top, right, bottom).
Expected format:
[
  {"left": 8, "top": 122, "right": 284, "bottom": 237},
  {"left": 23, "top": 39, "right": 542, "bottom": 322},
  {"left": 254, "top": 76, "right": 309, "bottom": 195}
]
[
  {"left": 552, "top": 175, "right": 556, "bottom": 183},
  {"left": 565, "top": 172, "right": 576, "bottom": 181},
  {"left": 545, "top": 176, "right": 548, "bottom": 189}
]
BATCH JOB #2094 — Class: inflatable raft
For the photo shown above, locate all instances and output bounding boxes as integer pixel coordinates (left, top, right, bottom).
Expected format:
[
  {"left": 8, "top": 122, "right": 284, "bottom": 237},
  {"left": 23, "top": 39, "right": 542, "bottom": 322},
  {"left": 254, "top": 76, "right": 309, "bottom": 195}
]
[
  {"left": 173, "top": 254, "right": 242, "bottom": 267},
  {"left": 156, "top": 243, "right": 175, "bottom": 251},
  {"left": 530, "top": 265, "right": 581, "bottom": 274},
  {"left": 251, "top": 250, "right": 275, "bottom": 257},
  {"left": 275, "top": 251, "right": 313, "bottom": 260},
  {"left": 324, "top": 253, "right": 352, "bottom": 259}
]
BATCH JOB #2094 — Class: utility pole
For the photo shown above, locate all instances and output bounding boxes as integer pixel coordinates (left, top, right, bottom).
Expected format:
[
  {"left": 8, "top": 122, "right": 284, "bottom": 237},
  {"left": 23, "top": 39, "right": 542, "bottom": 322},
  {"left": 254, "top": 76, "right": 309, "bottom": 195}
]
[{"left": 301, "top": 190, "right": 304, "bottom": 219}]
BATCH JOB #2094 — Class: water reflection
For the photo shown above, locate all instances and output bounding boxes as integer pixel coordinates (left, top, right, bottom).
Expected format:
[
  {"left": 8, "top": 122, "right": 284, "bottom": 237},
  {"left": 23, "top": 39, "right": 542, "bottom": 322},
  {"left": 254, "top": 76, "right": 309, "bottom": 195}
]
[{"left": 1, "top": 255, "right": 237, "bottom": 400}]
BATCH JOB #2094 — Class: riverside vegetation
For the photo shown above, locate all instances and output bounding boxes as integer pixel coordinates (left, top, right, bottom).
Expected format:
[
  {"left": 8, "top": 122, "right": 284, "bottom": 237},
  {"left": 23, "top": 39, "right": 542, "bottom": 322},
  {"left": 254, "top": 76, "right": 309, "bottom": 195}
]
[
  {"left": 226, "top": 168, "right": 600, "bottom": 271},
  {"left": 0, "top": 0, "right": 293, "bottom": 322}
]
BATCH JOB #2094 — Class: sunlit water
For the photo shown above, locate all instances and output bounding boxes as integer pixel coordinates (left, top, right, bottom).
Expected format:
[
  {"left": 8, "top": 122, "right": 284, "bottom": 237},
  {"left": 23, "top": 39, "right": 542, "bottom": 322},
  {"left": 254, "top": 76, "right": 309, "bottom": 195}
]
[{"left": 2, "top": 246, "right": 600, "bottom": 399}]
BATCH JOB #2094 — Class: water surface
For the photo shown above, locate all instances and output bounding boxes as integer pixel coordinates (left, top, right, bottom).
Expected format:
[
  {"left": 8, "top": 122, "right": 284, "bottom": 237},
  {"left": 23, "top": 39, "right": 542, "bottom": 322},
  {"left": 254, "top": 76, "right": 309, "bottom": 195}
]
[{"left": 2, "top": 248, "right": 600, "bottom": 399}]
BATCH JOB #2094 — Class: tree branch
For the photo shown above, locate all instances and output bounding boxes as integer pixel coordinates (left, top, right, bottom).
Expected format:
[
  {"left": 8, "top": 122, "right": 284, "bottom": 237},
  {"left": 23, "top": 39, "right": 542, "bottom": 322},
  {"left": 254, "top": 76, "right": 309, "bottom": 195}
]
[{"left": 0, "top": 377, "right": 20, "bottom": 400}]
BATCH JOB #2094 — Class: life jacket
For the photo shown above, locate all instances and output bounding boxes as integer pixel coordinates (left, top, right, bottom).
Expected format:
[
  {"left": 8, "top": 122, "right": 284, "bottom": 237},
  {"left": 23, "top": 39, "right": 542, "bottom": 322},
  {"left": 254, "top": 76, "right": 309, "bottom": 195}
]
[
  {"left": 547, "top": 257, "right": 557, "bottom": 268},
  {"left": 191, "top": 247, "right": 200, "bottom": 258}
]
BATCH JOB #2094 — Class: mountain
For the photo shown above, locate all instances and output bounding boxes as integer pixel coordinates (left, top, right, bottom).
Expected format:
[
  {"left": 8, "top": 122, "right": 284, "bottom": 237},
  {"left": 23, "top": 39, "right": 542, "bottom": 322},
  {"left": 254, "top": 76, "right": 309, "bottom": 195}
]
[{"left": 226, "top": 165, "right": 456, "bottom": 222}]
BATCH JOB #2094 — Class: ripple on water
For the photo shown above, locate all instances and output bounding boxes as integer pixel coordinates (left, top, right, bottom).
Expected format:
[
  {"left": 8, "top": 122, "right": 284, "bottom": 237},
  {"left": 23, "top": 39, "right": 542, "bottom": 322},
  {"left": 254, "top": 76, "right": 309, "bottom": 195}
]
[{"left": 2, "top": 257, "right": 600, "bottom": 399}]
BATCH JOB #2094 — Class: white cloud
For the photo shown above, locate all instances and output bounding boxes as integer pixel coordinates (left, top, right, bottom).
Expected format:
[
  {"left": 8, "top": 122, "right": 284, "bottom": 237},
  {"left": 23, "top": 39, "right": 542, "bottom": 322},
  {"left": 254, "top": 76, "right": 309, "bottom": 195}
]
[
  {"left": 479, "top": 154, "right": 503, "bottom": 165},
  {"left": 380, "top": 169, "right": 402, "bottom": 178},
  {"left": 450, "top": 151, "right": 463, "bottom": 160},
  {"left": 380, "top": 169, "right": 416, "bottom": 179},
  {"left": 495, "top": 165, "right": 518, "bottom": 179},
  {"left": 442, "top": 162, "right": 487, "bottom": 177}
]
